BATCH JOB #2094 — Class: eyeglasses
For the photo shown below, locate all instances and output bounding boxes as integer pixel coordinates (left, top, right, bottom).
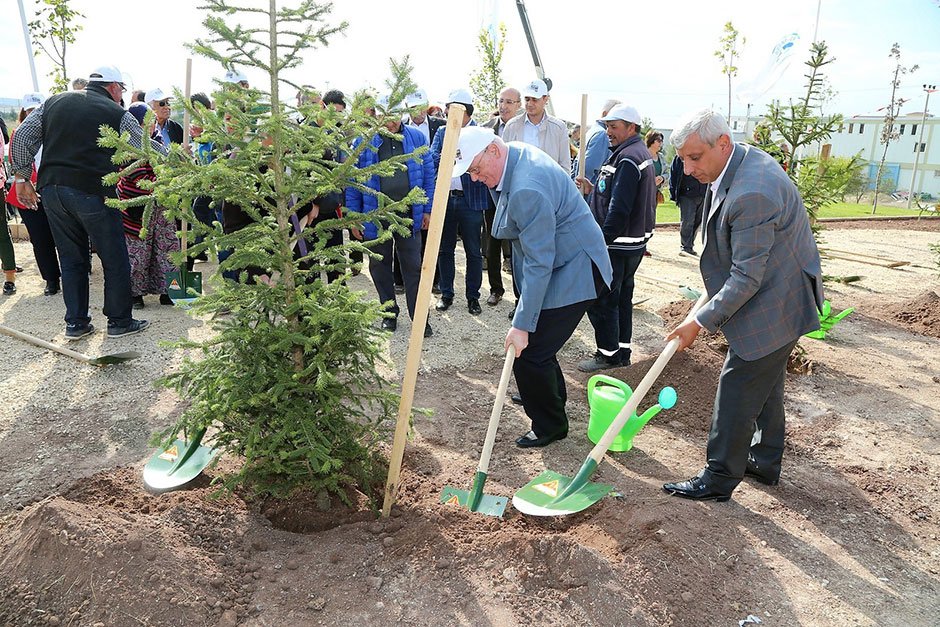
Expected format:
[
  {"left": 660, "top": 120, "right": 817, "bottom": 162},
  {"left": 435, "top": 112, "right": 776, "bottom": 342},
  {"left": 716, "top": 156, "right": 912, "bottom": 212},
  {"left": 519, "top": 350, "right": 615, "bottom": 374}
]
[
  {"left": 118, "top": 83, "right": 127, "bottom": 93},
  {"left": 498, "top": 98, "right": 520, "bottom": 104},
  {"left": 467, "top": 153, "right": 486, "bottom": 176},
  {"left": 157, "top": 100, "right": 170, "bottom": 107}
]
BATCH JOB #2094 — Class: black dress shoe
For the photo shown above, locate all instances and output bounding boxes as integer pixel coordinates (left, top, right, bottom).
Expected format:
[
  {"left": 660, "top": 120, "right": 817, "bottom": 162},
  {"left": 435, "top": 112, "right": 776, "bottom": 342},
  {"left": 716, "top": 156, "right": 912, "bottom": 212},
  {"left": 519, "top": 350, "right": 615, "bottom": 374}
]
[
  {"left": 467, "top": 298, "right": 482, "bottom": 315},
  {"left": 159, "top": 293, "right": 174, "bottom": 305},
  {"left": 132, "top": 295, "right": 145, "bottom": 310},
  {"left": 744, "top": 468, "right": 779, "bottom": 486},
  {"left": 424, "top": 323, "right": 433, "bottom": 338},
  {"left": 508, "top": 305, "right": 516, "bottom": 320},
  {"left": 510, "top": 393, "right": 523, "bottom": 405},
  {"left": 515, "top": 429, "right": 567, "bottom": 449},
  {"left": 381, "top": 318, "right": 397, "bottom": 331},
  {"left": 662, "top": 476, "right": 731, "bottom": 502},
  {"left": 435, "top": 296, "right": 453, "bottom": 311},
  {"left": 44, "top": 280, "right": 60, "bottom": 296}
]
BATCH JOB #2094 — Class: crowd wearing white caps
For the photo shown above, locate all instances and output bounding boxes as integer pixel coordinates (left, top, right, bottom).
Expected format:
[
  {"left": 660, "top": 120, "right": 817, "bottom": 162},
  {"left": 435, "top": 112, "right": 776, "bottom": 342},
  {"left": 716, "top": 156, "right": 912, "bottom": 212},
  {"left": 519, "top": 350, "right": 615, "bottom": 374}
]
[{"left": 6, "top": 68, "right": 659, "bottom": 438}]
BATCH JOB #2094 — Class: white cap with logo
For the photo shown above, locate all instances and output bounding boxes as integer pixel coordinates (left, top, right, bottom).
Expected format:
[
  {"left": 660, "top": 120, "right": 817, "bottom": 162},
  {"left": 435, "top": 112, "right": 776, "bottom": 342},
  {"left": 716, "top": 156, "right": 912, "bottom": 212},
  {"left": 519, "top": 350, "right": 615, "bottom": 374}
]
[
  {"left": 452, "top": 126, "right": 496, "bottom": 178},
  {"left": 223, "top": 69, "right": 248, "bottom": 84},
  {"left": 88, "top": 65, "right": 124, "bottom": 83},
  {"left": 600, "top": 104, "right": 641, "bottom": 125},
  {"left": 406, "top": 88, "right": 429, "bottom": 108},
  {"left": 22, "top": 92, "right": 46, "bottom": 110},
  {"left": 521, "top": 79, "right": 549, "bottom": 99}
]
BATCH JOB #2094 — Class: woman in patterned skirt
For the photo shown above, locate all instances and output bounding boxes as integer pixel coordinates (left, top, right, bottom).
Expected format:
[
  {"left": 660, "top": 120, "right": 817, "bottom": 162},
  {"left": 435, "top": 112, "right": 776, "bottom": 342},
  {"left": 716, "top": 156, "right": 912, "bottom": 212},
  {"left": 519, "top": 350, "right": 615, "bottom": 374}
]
[{"left": 118, "top": 103, "right": 179, "bottom": 308}]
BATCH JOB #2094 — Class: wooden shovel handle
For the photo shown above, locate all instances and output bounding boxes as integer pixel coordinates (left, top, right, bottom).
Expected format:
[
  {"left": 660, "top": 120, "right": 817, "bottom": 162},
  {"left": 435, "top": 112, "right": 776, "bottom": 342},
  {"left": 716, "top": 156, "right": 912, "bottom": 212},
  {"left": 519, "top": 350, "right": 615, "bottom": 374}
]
[
  {"left": 477, "top": 348, "right": 516, "bottom": 475},
  {"left": 0, "top": 324, "right": 92, "bottom": 364},
  {"left": 577, "top": 94, "right": 588, "bottom": 182},
  {"left": 587, "top": 292, "right": 708, "bottom": 463}
]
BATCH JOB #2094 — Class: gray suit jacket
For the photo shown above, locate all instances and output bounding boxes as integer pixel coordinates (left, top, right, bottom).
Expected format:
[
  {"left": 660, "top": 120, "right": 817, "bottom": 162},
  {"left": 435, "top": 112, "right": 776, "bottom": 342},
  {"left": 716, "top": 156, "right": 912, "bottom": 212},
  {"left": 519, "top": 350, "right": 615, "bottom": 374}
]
[
  {"left": 493, "top": 144, "right": 613, "bottom": 332},
  {"left": 698, "top": 143, "right": 824, "bottom": 361}
]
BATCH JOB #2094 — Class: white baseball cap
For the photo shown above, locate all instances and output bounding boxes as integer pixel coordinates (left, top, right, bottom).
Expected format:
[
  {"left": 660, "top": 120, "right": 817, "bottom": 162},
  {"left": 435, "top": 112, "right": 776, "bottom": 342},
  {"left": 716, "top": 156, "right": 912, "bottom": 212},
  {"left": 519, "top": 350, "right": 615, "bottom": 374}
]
[
  {"left": 452, "top": 126, "right": 496, "bottom": 178},
  {"left": 600, "top": 104, "right": 641, "bottom": 125},
  {"left": 446, "top": 88, "right": 474, "bottom": 106},
  {"left": 22, "top": 92, "right": 46, "bottom": 109},
  {"left": 145, "top": 88, "right": 171, "bottom": 104},
  {"left": 521, "top": 79, "right": 548, "bottom": 99},
  {"left": 88, "top": 65, "right": 124, "bottom": 83},
  {"left": 223, "top": 69, "right": 248, "bottom": 84},
  {"left": 406, "top": 88, "right": 428, "bottom": 108},
  {"left": 374, "top": 92, "right": 394, "bottom": 113}
]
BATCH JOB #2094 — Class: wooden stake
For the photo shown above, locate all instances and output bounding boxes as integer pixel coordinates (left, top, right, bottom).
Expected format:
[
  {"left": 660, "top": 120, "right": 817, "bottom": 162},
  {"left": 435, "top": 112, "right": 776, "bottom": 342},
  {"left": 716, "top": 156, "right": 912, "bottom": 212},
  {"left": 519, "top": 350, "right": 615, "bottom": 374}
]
[
  {"left": 577, "top": 94, "right": 588, "bottom": 183},
  {"left": 818, "top": 247, "right": 908, "bottom": 266},
  {"left": 382, "top": 105, "right": 467, "bottom": 517},
  {"left": 820, "top": 251, "right": 908, "bottom": 268},
  {"left": 179, "top": 58, "right": 193, "bottom": 252}
]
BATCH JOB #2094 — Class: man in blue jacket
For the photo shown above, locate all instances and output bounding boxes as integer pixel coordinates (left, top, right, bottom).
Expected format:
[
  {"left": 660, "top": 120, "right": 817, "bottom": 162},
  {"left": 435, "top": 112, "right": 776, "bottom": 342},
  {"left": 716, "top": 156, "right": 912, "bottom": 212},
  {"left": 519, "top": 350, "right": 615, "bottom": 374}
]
[
  {"left": 431, "top": 89, "right": 491, "bottom": 315},
  {"left": 454, "top": 127, "right": 613, "bottom": 448},
  {"left": 345, "top": 94, "right": 435, "bottom": 336}
]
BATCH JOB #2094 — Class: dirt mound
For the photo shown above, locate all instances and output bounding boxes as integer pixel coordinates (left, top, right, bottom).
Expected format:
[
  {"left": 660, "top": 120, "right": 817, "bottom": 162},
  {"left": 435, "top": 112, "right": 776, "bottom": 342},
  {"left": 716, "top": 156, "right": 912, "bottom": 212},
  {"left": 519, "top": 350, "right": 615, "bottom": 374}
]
[{"left": 884, "top": 290, "right": 940, "bottom": 338}]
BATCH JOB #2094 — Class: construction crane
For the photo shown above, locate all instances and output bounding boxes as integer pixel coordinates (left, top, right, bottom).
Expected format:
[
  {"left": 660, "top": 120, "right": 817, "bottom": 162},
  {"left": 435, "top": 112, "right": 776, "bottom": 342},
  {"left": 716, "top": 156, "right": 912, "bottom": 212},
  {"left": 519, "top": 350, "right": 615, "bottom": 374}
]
[{"left": 515, "top": 0, "right": 555, "bottom": 116}]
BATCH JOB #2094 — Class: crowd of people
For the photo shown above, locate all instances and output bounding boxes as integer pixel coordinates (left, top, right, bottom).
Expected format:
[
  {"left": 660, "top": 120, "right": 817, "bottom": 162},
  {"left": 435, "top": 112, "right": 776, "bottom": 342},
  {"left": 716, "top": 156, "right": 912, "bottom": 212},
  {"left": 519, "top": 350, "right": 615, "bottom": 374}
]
[{"left": 4, "top": 63, "right": 825, "bottom": 503}]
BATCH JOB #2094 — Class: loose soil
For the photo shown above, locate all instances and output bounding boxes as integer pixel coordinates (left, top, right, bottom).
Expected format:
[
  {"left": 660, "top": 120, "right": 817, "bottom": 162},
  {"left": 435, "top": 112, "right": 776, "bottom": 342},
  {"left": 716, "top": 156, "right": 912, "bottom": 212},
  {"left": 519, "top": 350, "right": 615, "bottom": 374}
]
[{"left": 1, "top": 224, "right": 938, "bottom": 626}]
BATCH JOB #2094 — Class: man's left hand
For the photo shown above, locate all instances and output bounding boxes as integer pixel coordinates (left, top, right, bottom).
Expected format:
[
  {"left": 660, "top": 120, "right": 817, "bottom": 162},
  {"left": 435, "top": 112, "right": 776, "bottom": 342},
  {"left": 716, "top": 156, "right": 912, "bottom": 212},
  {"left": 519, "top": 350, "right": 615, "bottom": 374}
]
[
  {"left": 505, "top": 327, "right": 528, "bottom": 357},
  {"left": 421, "top": 213, "right": 431, "bottom": 230},
  {"left": 665, "top": 319, "right": 702, "bottom": 353}
]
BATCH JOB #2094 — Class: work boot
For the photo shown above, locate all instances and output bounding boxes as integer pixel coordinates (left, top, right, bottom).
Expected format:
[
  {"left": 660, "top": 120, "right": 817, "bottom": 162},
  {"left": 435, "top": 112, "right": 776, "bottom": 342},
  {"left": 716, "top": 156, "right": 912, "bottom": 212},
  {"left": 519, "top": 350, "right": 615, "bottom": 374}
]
[{"left": 577, "top": 351, "right": 621, "bottom": 373}]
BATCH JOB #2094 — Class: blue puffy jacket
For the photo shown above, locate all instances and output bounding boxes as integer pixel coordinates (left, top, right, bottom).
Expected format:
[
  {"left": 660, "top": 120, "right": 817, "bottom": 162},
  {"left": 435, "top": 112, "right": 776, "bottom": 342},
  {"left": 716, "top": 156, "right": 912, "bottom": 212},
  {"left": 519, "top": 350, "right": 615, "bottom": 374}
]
[{"left": 345, "top": 124, "right": 436, "bottom": 240}]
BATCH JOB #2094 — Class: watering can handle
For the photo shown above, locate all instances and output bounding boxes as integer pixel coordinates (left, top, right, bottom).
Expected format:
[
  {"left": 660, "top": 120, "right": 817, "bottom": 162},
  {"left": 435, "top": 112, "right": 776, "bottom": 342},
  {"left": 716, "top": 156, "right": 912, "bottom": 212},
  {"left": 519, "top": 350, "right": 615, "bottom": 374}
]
[{"left": 587, "top": 375, "right": 631, "bottom": 403}]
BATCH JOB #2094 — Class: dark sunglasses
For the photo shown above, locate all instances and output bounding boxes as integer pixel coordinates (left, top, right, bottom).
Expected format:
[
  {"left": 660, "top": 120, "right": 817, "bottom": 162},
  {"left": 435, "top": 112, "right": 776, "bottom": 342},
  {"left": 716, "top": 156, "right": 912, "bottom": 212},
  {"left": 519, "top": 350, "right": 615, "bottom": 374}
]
[{"left": 157, "top": 99, "right": 170, "bottom": 107}]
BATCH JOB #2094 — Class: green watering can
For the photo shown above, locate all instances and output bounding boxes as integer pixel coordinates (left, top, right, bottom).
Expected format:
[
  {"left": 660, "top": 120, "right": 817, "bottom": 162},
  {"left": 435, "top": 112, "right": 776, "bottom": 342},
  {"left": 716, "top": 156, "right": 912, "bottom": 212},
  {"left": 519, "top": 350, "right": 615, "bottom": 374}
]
[{"left": 587, "top": 375, "right": 678, "bottom": 452}]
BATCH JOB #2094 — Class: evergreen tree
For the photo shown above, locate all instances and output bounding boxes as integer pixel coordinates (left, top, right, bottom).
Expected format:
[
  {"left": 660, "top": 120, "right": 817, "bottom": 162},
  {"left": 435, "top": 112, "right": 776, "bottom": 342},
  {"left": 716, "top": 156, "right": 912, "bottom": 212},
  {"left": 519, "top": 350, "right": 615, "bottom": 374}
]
[
  {"left": 469, "top": 23, "right": 507, "bottom": 123},
  {"left": 100, "top": 0, "right": 427, "bottom": 504}
]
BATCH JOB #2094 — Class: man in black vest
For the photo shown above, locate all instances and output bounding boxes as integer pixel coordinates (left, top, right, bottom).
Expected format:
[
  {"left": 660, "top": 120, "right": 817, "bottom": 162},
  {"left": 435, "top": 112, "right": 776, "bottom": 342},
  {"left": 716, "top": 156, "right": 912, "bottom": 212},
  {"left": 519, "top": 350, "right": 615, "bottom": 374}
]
[{"left": 11, "top": 65, "right": 164, "bottom": 340}]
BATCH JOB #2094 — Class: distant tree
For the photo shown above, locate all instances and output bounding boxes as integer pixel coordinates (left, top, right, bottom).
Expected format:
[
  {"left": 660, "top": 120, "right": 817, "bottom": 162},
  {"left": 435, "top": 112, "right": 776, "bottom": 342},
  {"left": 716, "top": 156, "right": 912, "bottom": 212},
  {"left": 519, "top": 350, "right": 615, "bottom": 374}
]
[
  {"left": 640, "top": 116, "right": 656, "bottom": 139},
  {"left": 872, "top": 43, "right": 918, "bottom": 214},
  {"left": 28, "top": 0, "right": 84, "bottom": 93},
  {"left": 715, "top": 21, "right": 745, "bottom": 124},
  {"left": 843, "top": 162, "right": 869, "bottom": 203},
  {"left": 469, "top": 23, "right": 507, "bottom": 123},
  {"left": 755, "top": 41, "right": 859, "bottom": 236}
]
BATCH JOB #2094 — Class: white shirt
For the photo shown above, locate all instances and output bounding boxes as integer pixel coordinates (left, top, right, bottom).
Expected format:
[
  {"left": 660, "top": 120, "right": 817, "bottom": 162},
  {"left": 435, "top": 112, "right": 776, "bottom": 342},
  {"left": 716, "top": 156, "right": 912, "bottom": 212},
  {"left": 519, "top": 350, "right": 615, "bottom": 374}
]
[
  {"left": 522, "top": 114, "right": 544, "bottom": 148},
  {"left": 409, "top": 117, "right": 430, "bottom": 144},
  {"left": 495, "top": 153, "right": 510, "bottom": 192},
  {"left": 694, "top": 148, "right": 735, "bottom": 328}
]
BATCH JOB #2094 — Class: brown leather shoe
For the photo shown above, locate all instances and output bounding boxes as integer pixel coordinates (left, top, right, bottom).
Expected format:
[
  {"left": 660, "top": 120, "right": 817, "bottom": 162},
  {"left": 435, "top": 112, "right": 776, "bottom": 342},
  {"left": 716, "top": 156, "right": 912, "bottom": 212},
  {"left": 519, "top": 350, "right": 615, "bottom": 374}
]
[{"left": 486, "top": 292, "right": 502, "bottom": 306}]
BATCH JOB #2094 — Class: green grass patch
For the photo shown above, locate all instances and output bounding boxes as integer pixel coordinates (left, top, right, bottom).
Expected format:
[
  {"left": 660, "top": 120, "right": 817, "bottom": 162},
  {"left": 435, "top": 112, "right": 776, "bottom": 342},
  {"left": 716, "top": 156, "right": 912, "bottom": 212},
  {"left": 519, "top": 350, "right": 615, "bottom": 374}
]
[{"left": 655, "top": 198, "right": 921, "bottom": 224}]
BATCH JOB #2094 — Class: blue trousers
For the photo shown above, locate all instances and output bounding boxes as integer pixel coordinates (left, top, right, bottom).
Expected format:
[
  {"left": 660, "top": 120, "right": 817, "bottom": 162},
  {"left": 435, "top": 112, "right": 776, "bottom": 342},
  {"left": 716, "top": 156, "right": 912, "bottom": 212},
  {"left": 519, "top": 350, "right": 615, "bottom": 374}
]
[
  {"left": 437, "top": 195, "right": 483, "bottom": 301},
  {"left": 41, "top": 185, "right": 133, "bottom": 328},
  {"left": 586, "top": 250, "right": 644, "bottom": 356}
]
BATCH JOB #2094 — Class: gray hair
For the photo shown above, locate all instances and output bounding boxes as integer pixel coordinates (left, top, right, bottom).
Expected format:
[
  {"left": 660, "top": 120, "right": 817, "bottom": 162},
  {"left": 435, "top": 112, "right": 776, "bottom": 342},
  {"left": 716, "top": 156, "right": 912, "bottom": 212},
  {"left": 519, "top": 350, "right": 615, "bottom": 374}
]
[
  {"left": 670, "top": 109, "right": 732, "bottom": 149},
  {"left": 601, "top": 99, "right": 621, "bottom": 115}
]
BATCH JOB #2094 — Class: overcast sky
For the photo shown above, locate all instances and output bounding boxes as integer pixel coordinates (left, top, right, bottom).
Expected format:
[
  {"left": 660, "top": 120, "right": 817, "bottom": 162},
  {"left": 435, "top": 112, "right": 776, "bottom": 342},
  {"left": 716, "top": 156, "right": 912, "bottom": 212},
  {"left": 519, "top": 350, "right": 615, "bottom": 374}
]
[{"left": 1, "top": 0, "right": 938, "bottom": 127}]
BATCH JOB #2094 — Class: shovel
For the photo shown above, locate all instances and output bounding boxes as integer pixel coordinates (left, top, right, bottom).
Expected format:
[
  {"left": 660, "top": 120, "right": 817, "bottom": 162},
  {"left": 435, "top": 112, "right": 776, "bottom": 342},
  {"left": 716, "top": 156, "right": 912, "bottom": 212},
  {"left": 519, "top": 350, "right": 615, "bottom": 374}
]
[
  {"left": 440, "top": 347, "right": 515, "bottom": 517},
  {"left": 512, "top": 292, "right": 708, "bottom": 516},
  {"left": 142, "top": 427, "right": 218, "bottom": 493},
  {"left": 636, "top": 272, "right": 701, "bottom": 300},
  {"left": 0, "top": 324, "right": 139, "bottom": 366}
]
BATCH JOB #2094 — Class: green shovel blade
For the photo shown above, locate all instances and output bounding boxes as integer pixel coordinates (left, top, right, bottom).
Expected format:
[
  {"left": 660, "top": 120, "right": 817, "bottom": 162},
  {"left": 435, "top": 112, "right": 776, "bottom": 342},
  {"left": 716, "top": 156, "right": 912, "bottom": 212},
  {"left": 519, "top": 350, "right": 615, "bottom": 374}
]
[
  {"left": 440, "top": 471, "right": 508, "bottom": 517},
  {"left": 166, "top": 269, "right": 203, "bottom": 305},
  {"left": 142, "top": 437, "right": 218, "bottom": 493},
  {"left": 512, "top": 468, "right": 613, "bottom": 517},
  {"left": 87, "top": 351, "right": 140, "bottom": 366}
]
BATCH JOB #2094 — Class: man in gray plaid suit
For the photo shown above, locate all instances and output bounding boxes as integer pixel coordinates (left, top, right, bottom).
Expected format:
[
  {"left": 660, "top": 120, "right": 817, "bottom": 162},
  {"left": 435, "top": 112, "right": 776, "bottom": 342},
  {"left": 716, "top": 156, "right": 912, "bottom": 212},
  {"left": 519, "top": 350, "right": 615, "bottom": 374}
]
[{"left": 662, "top": 109, "right": 824, "bottom": 502}]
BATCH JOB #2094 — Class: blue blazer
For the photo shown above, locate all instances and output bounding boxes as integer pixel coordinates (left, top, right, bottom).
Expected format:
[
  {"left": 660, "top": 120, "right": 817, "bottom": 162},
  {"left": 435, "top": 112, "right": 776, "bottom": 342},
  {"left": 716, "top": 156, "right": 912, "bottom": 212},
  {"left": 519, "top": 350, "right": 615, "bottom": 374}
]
[
  {"left": 492, "top": 143, "right": 613, "bottom": 332},
  {"left": 345, "top": 125, "right": 435, "bottom": 239},
  {"left": 698, "top": 143, "right": 824, "bottom": 361},
  {"left": 430, "top": 120, "right": 490, "bottom": 211}
]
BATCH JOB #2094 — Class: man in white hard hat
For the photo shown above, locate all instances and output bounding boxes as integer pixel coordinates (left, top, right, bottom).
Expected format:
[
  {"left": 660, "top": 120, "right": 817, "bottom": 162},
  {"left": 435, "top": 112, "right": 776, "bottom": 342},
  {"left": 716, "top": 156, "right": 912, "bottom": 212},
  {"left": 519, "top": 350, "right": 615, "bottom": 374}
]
[
  {"left": 501, "top": 79, "right": 570, "bottom": 171},
  {"left": 10, "top": 65, "right": 166, "bottom": 340},
  {"left": 453, "top": 127, "right": 612, "bottom": 448}
]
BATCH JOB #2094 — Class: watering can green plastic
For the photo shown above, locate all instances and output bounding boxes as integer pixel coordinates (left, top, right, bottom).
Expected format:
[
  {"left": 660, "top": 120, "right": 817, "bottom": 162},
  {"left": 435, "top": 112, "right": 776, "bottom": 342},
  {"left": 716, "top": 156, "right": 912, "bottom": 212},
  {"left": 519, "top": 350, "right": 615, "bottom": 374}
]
[{"left": 587, "top": 375, "right": 678, "bottom": 452}]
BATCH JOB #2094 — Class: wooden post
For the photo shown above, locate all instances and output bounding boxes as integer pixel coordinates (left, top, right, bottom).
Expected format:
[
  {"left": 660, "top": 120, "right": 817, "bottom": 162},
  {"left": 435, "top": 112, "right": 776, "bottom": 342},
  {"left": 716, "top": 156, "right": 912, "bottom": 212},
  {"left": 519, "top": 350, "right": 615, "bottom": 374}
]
[
  {"left": 577, "top": 94, "right": 588, "bottom": 182},
  {"left": 381, "top": 105, "right": 467, "bottom": 517},
  {"left": 181, "top": 58, "right": 192, "bottom": 252}
]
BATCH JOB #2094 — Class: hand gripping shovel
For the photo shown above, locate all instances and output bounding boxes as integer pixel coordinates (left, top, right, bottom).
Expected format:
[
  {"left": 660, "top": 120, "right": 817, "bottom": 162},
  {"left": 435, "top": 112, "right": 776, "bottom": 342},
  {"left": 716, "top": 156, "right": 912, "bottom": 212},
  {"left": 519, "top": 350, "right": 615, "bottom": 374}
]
[
  {"left": 513, "top": 293, "right": 709, "bottom": 516},
  {"left": 143, "top": 427, "right": 218, "bottom": 493},
  {"left": 440, "top": 348, "right": 515, "bottom": 517},
  {"left": 0, "top": 324, "right": 139, "bottom": 366}
]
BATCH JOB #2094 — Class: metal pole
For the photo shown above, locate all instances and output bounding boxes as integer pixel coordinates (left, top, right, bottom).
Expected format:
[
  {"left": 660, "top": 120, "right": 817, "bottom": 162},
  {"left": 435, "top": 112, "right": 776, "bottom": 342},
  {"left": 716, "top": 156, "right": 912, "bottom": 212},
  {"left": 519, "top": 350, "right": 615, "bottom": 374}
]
[
  {"left": 812, "top": 0, "right": 822, "bottom": 43},
  {"left": 906, "top": 85, "right": 934, "bottom": 210},
  {"left": 515, "top": 0, "right": 555, "bottom": 117},
  {"left": 17, "top": 0, "right": 40, "bottom": 91}
]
